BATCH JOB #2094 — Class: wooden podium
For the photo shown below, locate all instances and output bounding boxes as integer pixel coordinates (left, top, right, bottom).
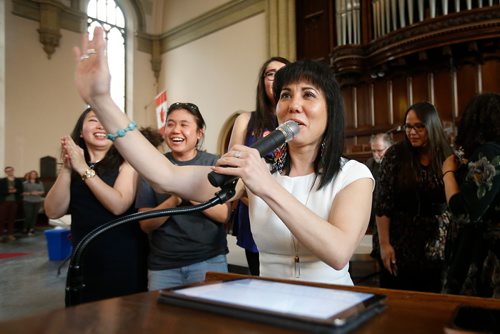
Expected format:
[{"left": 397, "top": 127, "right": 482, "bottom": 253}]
[{"left": 0, "top": 272, "right": 498, "bottom": 333}]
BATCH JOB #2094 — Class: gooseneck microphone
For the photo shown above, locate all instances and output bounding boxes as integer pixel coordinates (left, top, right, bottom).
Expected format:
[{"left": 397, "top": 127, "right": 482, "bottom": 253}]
[{"left": 208, "top": 120, "right": 300, "bottom": 187}]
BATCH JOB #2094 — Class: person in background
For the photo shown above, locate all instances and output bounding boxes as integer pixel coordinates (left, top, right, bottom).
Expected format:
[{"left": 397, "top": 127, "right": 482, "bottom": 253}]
[
  {"left": 365, "top": 133, "right": 394, "bottom": 230},
  {"left": 365, "top": 133, "right": 394, "bottom": 277},
  {"left": 375, "top": 102, "right": 452, "bottom": 292},
  {"left": 441, "top": 92, "right": 500, "bottom": 298},
  {"left": 44, "top": 107, "right": 148, "bottom": 305},
  {"left": 73, "top": 27, "right": 374, "bottom": 285},
  {"left": 136, "top": 102, "right": 230, "bottom": 290},
  {"left": 22, "top": 170, "right": 45, "bottom": 236},
  {"left": 0, "top": 166, "right": 23, "bottom": 242},
  {"left": 139, "top": 126, "right": 165, "bottom": 150},
  {"left": 228, "top": 56, "right": 290, "bottom": 275}
]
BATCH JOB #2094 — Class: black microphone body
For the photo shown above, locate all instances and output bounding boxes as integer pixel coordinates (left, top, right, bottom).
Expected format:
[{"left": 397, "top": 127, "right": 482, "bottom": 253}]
[{"left": 208, "top": 120, "right": 300, "bottom": 187}]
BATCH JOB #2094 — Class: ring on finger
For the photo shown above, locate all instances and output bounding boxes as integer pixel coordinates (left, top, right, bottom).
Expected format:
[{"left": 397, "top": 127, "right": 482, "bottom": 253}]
[
  {"left": 80, "top": 54, "right": 90, "bottom": 61},
  {"left": 233, "top": 151, "right": 241, "bottom": 159},
  {"left": 86, "top": 48, "right": 96, "bottom": 55}
]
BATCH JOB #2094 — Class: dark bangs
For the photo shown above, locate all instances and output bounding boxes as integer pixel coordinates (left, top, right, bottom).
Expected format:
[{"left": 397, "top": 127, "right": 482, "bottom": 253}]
[{"left": 273, "top": 60, "right": 345, "bottom": 189}]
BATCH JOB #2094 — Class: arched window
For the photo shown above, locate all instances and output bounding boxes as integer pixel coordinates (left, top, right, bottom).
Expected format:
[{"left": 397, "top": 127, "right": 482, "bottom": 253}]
[{"left": 87, "top": 0, "right": 126, "bottom": 113}]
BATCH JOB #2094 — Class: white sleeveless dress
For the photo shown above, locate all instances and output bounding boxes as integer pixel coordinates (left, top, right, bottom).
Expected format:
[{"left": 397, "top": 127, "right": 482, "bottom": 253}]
[{"left": 248, "top": 158, "right": 374, "bottom": 285}]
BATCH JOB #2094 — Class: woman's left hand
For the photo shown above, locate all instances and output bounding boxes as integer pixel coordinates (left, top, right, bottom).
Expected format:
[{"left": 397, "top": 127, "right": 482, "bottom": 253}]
[{"left": 212, "top": 144, "right": 273, "bottom": 196}]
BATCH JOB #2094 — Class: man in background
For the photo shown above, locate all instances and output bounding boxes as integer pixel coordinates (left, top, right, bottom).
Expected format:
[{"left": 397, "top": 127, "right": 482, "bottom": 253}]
[
  {"left": 365, "top": 133, "right": 394, "bottom": 273},
  {"left": 0, "top": 166, "right": 23, "bottom": 242}
]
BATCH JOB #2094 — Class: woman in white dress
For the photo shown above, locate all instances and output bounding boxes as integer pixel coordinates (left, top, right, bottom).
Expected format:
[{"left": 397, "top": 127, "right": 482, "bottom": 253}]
[{"left": 73, "top": 27, "right": 374, "bottom": 285}]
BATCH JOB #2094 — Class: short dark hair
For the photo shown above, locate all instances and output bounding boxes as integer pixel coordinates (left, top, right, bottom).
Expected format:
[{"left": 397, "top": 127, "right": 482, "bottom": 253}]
[
  {"left": 167, "top": 102, "right": 206, "bottom": 130},
  {"left": 139, "top": 126, "right": 164, "bottom": 148},
  {"left": 273, "top": 60, "right": 345, "bottom": 190}
]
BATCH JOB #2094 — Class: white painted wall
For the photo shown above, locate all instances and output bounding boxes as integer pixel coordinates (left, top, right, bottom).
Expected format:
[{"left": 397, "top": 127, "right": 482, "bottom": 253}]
[
  {"left": 3, "top": 1, "right": 266, "bottom": 173},
  {"left": 161, "top": 13, "right": 267, "bottom": 154},
  {"left": 4, "top": 1, "right": 83, "bottom": 172},
  {"left": 162, "top": 0, "right": 231, "bottom": 31}
]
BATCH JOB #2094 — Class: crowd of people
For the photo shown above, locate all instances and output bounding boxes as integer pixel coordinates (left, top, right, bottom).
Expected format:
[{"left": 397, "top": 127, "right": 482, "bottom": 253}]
[
  {"left": 2, "top": 25, "right": 498, "bottom": 305},
  {"left": 0, "top": 167, "right": 46, "bottom": 242}
]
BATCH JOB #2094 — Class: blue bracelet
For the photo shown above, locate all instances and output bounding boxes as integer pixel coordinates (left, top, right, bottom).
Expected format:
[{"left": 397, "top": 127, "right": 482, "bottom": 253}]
[{"left": 107, "top": 121, "right": 137, "bottom": 141}]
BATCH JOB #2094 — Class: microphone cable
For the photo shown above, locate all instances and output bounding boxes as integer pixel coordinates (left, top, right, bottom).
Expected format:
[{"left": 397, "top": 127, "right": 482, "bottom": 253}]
[{"left": 65, "top": 180, "right": 237, "bottom": 306}]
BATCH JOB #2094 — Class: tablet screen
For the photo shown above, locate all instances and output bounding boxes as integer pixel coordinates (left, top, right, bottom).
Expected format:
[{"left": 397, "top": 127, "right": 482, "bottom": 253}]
[{"left": 164, "top": 278, "right": 382, "bottom": 322}]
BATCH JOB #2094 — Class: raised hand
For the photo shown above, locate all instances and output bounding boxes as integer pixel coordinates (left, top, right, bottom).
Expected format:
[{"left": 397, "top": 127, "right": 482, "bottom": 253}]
[{"left": 73, "top": 26, "right": 111, "bottom": 108}]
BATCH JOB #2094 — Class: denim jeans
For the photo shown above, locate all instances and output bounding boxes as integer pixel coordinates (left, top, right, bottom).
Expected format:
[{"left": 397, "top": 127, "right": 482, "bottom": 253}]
[{"left": 148, "top": 254, "right": 228, "bottom": 291}]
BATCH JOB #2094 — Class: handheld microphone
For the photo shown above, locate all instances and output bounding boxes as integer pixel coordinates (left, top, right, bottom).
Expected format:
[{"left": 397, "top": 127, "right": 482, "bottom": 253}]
[{"left": 208, "top": 120, "right": 300, "bottom": 187}]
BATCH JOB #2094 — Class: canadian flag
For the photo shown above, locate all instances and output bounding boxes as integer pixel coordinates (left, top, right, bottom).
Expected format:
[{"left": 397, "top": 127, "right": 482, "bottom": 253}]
[{"left": 155, "top": 90, "right": 167, "bottom": 135}]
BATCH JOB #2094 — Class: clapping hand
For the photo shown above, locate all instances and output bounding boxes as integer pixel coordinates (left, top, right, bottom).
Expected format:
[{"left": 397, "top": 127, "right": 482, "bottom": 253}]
[{"left": 61, "top": 136, "right": 87, "bottom": 175}]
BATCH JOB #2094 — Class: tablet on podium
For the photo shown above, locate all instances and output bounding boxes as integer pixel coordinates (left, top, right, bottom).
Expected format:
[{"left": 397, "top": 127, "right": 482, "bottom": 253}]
[{"left": 158, "top": 278, "right": 386, "bottom": 333}]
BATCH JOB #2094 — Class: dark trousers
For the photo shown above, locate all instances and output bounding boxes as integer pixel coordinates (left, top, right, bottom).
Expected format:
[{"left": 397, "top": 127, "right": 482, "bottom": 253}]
[
  {"left": 0, "top": 201, "right": 18, "bottom": 236},
  {"left": 379, "top": 264, "right": 443, "bottom": 293}
]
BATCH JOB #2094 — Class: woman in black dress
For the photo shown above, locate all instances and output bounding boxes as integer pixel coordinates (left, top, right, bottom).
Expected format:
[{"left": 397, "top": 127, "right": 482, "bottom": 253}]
[
  {"left": 44, "top": 107, "right": 148, "bottom": 305},
  {"left": 441, "top": 93, "right": 500, "bottom": 297},
  {"left": 375, "top": 102, "right": 452, "bottom": 292}
]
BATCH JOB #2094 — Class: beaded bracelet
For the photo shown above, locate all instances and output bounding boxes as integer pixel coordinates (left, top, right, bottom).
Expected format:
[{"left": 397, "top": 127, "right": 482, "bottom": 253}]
[{"left": 107, "top": 121, "right": 137, "bottom": 141}]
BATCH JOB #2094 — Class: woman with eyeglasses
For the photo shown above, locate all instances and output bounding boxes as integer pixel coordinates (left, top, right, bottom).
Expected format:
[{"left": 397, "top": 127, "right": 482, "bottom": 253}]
[
  {"left": 375, "top": 102, "right": 452, "bottom": 292},
  {"left": 228, "top": 56, "right": 290, "bottom": 276},
  {"left": 135, "top": 102, "right": 231, "bottom": 290}
]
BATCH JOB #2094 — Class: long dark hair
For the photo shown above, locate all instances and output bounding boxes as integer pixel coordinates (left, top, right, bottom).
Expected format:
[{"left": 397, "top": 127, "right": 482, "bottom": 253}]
[
  {"left": 399, "top": 102, "right": 452, "bottom": 184},
  {"left": 455, "top": 92, "right": 500, "bottom": 157},
  {"left": 273, "top": 60, "right": 345, "bottom": 190},
  {"left": 251, "top": 56, "right": 291, "bottom": 138},
  {"left": 70, "top": 107, "right": 124, "bottom": 177}
]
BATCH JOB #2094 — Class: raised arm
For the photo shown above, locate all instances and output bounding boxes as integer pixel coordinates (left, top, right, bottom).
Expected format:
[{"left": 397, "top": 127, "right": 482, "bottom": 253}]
[
  {"left": 228, "top": 112, "right": 251, "bottom": 149},
  {"left": 73, "top": 26, "right": 217, "bottom": 202}
]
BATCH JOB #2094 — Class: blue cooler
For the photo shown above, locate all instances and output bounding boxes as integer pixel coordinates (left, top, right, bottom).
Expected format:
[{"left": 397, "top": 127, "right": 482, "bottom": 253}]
[{"left": 44, "top": 229, "right": 72, "bottom": 261}]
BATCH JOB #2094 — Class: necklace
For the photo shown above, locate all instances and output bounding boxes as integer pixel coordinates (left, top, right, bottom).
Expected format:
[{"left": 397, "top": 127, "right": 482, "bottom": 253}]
[
  {"left": 290, "top": 176, "right": 315, "bottom": 278},
  {"left": 88, "top": 159, "right": 101, "bottom": 170}
]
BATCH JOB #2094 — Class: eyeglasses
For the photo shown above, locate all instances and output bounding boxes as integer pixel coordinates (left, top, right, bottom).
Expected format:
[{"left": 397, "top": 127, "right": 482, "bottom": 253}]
[
  {"left": 403, "top": 123, "right": 426, "bottom": 132},
  {"left": 264, "top": 70, "right": 276, "bottom": 81}
]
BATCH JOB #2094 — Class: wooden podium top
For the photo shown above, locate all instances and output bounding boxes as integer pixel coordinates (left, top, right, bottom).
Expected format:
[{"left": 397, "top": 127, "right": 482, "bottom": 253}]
[{"left": 1, "top": 272, "right": 499, "bottom": 333}]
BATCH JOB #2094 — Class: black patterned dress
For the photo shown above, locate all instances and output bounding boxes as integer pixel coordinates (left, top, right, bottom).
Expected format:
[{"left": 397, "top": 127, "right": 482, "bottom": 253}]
[
  {"left": 375, "top": 142, "right": 447, "bottom": 292},
  {"left": 442, "top": 142, "right": 500, "bottom": 298}
]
